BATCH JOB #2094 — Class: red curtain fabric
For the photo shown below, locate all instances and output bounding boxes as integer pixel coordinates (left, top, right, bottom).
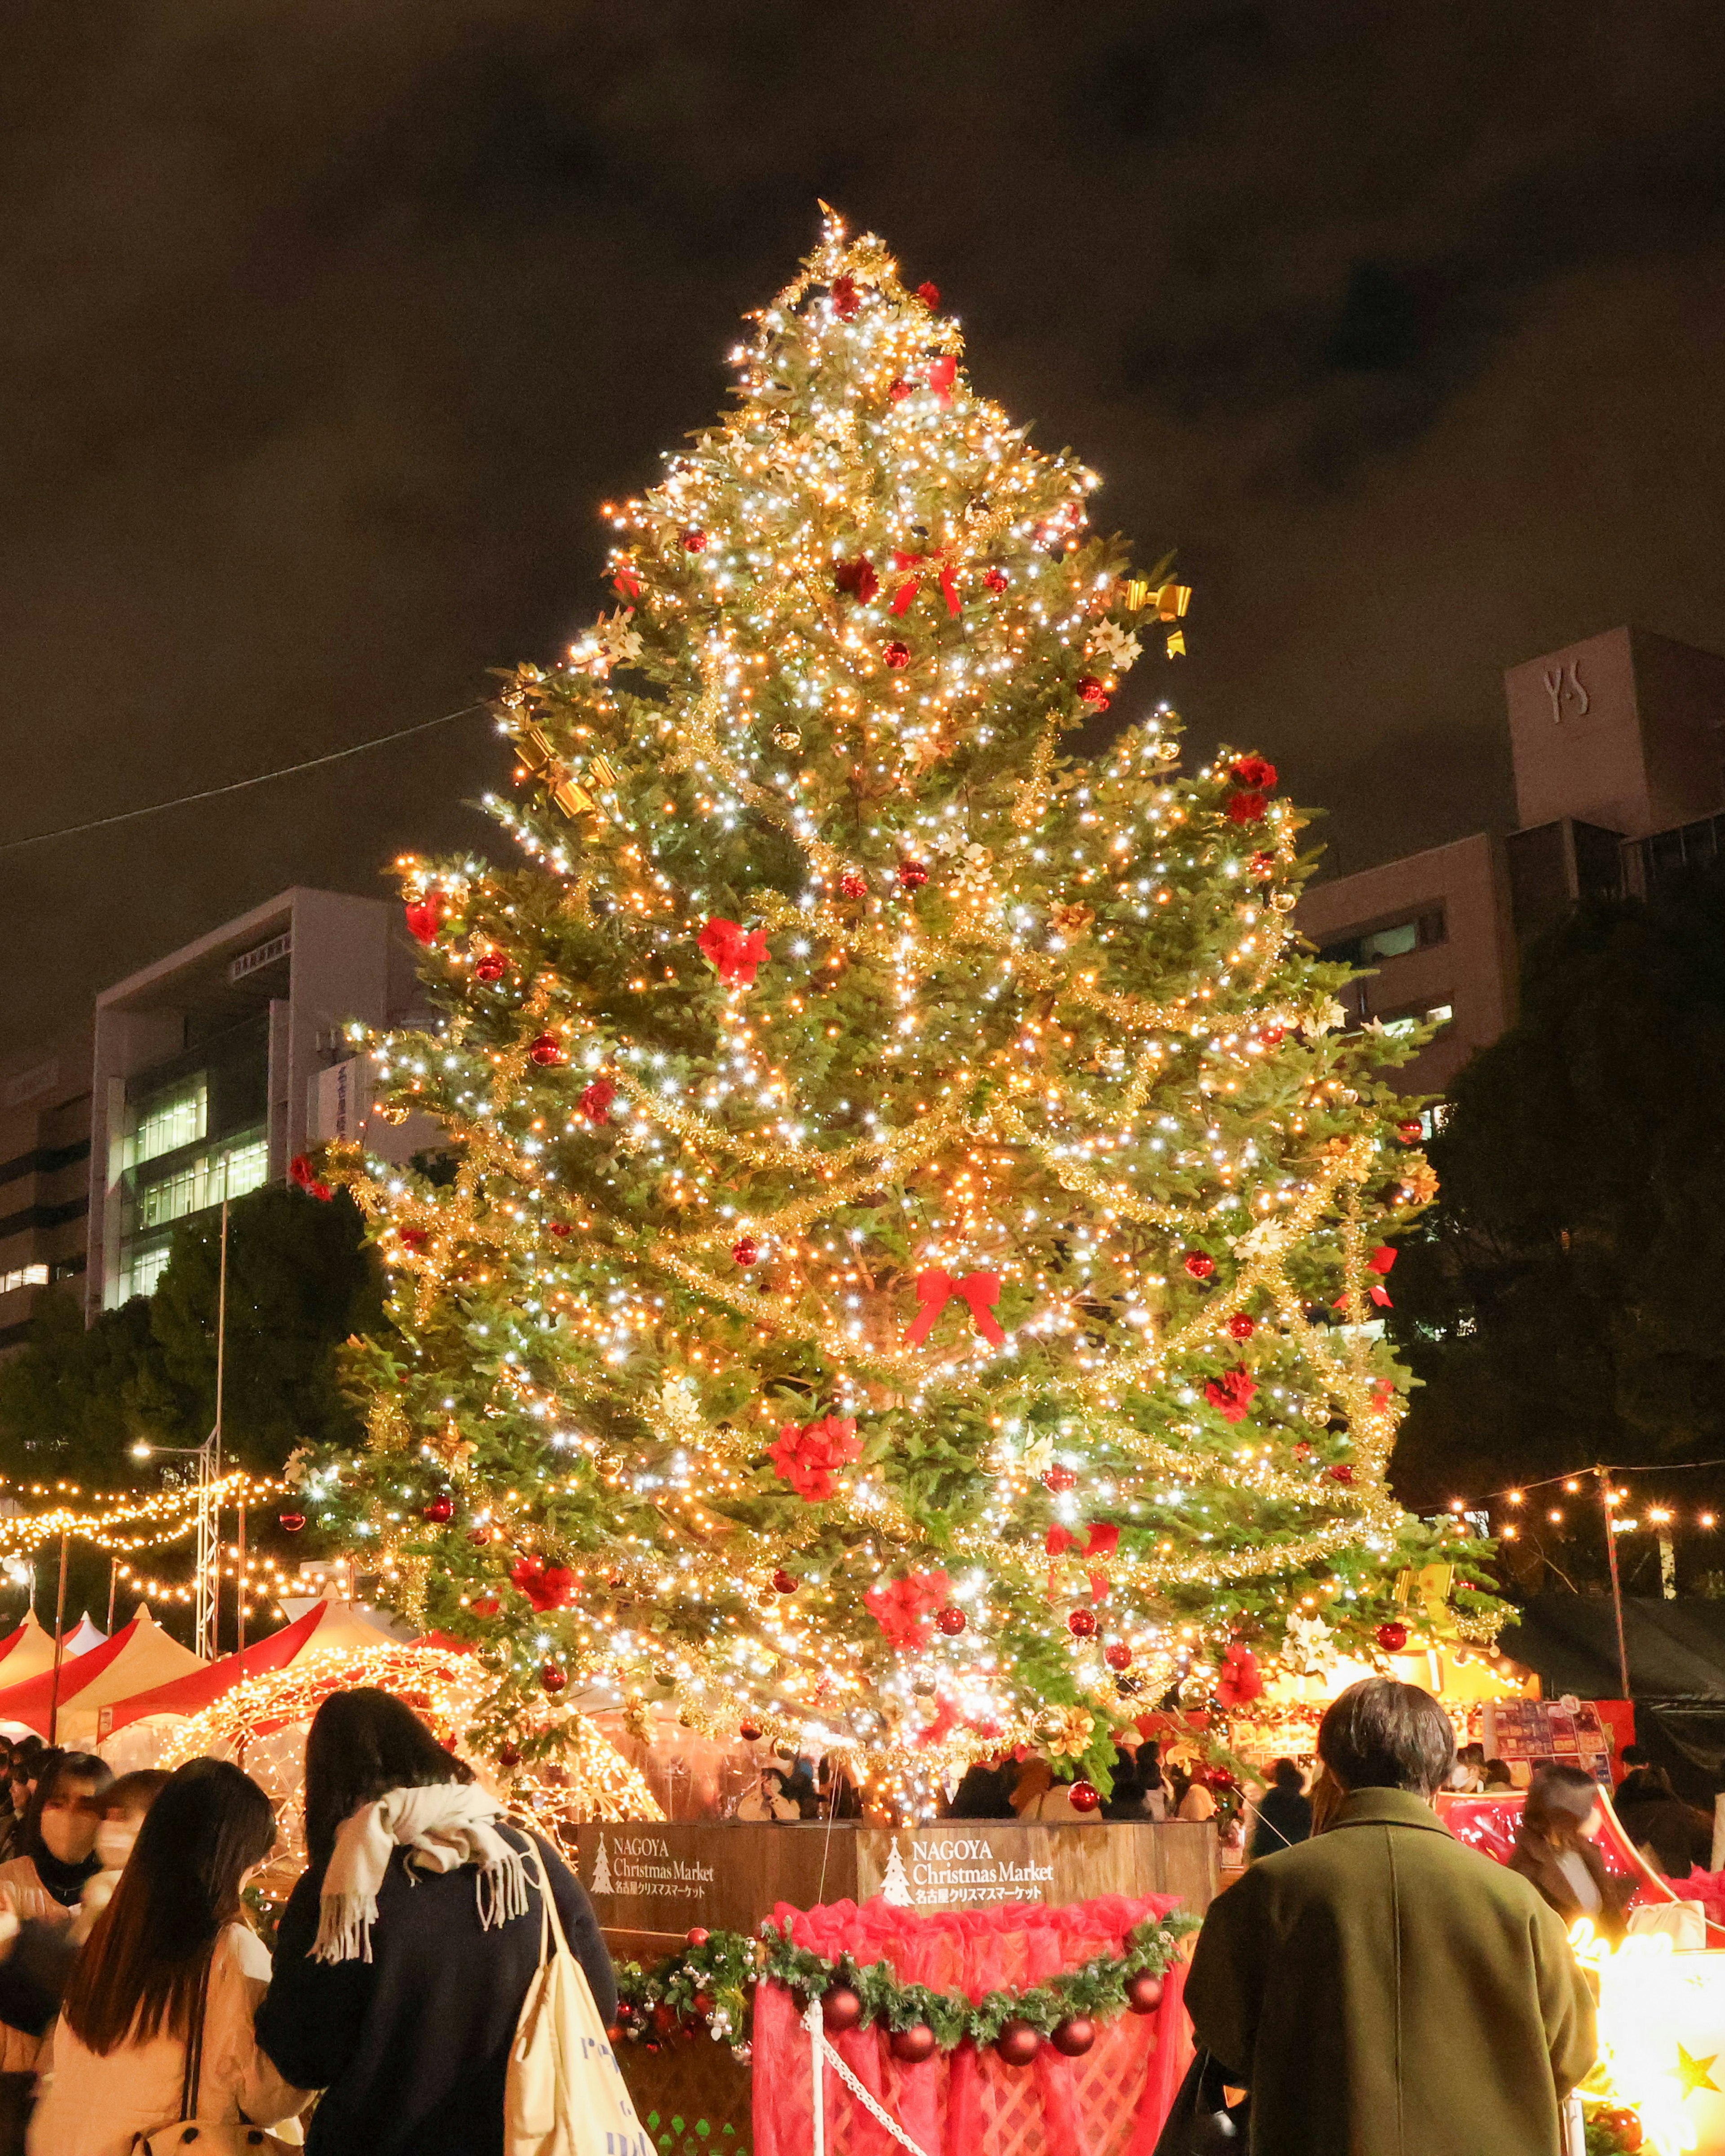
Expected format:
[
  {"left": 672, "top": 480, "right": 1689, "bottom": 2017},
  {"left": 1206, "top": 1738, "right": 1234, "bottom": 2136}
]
[{"left": 751, "top": 1894, "right": 1193, "bottom": 2156}]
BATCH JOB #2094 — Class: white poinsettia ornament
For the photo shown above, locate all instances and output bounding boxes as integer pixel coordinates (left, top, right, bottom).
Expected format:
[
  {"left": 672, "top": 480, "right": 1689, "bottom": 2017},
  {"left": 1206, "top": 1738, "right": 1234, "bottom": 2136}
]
[{"left": 1284, "top": 1612, "right": 1339, "bottom": 1676}]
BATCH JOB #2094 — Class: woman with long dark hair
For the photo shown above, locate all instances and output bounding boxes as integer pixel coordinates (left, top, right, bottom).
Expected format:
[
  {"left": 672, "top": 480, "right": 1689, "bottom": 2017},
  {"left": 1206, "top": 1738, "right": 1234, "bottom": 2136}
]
[
  {"left": 255, "top": 1688, "right": 615, "bottom": 2156},
  {"left": 29, "top": 1757, "right": 306, "bottom": 2156}
]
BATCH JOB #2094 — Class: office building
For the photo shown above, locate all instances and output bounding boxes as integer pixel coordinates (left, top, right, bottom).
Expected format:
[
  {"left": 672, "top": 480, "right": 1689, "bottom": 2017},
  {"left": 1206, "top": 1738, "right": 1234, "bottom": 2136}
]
[
  {"left": 1298, "top": 627, "right": 1725, "bottom": 1096},
  {"left": 88, "top": 887, "right": 432, "bottom": 1312},
  {"left": 0, "top": 1030, "right": 94, "bottom": 1349}
]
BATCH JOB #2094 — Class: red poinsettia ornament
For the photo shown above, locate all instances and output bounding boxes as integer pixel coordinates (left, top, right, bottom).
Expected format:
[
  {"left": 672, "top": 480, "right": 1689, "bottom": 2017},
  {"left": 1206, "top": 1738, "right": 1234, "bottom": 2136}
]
[
  {"left": 769, "top": 1414, "right": 861, "bottom": 1502},
  {"left": 1215, "top": 1639, "right": 1265, "bottom": 1709},
  {"left": 864, "top": 1570, "right": 951, "bottom": 1649},
  {"left": 510, "top": 1556, "right": 576, "bottom": 1613},
  {"left": 1204, "top": 1367, "right": 1258, "bottom": 1423},
  {"left": 699, "top": 919, "right": 770, "bottom": 987}
]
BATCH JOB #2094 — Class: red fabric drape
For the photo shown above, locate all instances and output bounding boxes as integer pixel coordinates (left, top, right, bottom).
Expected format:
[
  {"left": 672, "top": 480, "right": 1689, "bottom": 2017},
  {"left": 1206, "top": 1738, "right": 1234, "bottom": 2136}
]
[{"left": 751, "top": 1895, "right": 1193, "bottom": 2156}]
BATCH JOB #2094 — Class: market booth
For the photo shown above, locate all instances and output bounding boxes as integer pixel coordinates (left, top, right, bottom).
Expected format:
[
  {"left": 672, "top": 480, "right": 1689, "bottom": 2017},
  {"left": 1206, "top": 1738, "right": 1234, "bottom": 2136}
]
[{"left": 0, "top": 1606, "right": 199, "bottom": 1745}]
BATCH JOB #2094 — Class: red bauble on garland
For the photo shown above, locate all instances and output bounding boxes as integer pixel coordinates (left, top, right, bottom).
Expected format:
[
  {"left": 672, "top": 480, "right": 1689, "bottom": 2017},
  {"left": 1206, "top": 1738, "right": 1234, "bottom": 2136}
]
[
  {"left": 1076, "top": 676, "right": 1111, "bottom": 710},
  {"left": 897, "top": 860, "right": 929, "bottom": 892},
  {"left": 889, "top": 2022, "right": 938, "bottom": 2064},
  {"left": 1051, "top": 2016, "right": 1096, "bottom": 2057},
  {"left": 732, "top": 1237, "right": 760, "bottom": 1267},
  {"left": 548, "top": 1221, "right": 572, "bottom": 1240},
  {"left": 398, "top": 1227, "right": 429, "bottom": 1250},
  {"left": 686, "top": 1926, "right": 711, "bottom": 1948},
  {"left": 1226, "top": 1312, "right": 1256, "bottom": 1340},
  {"left": 681, "top": 528, "right": 708, "bottom": 552},
  {"left": 527, "top": 1033, "right": 565, "bottom": 1067},
  {"left": 883, "top": 641, "right": 911, "bottom": 669},
  {"left": 1124, "top": 1970, "right": 1164, "bottom": 2015},
  {"left": 1396, "top": 1118, "right": 1424, "bottom": 1143},
  {"left": 839, "top": 870, "right": 868, "bottom": 898},
  {"left": 1326, "top": 1463, "right": 1356, "bottom": 1485},
  {"left": 1068, "top": 1780, "right": 1101, "bottom": 1813},
  {"left": 830, "top": 274, "right": 861, "bottom": 319},
  {"left": 1042, "top": 1465, "right": 1077, "bottom": 1493},
  {"left": 1067, "top": 1608, "right": 1097, "bottom": 1638},
  {"left": 1105, "top": 1642, "right": 1132, "bottom": 1672},
  {"left": 1182, "top": 1251, "right": 1216, "bottom": 1281},
  {"left": 277, "top": 1511, "right": 305, "bottom": 1534},
  {"left": 422, "top": 1493, "right": 454, "bottom": 1524},
  {"left": 771, "top": 1568, "right": 798, "bottom": 1595},
  {"left": 936, "top": 1606, "right": 966, "bottom": 1635},
  {"left": 821, "top": 1986, "right": 863, "bottom": 2034},
  {"left": 994, "top": 2021, "right": 1041, "bottom": 2067},
  {"left": 1376, "top": 1620, "right": 1410, "bottom": 1653},
  {"left": 916, "top": 280, "right": 940, "bottom": 308},
  {"left": 983, "top": 567, "right": 1008, "bottom": 593},
  {"left": 404, "top": 897, "right": 444, "bottom": 946},
  {"left": 835, "top": 557, "right": 880, "bottom": 604},
  {"left": 539, "top": 1662, "right": 567, "bottom": 1694},
  {"left": 474, "top": 950, "right": 506, "bottom": 982}
]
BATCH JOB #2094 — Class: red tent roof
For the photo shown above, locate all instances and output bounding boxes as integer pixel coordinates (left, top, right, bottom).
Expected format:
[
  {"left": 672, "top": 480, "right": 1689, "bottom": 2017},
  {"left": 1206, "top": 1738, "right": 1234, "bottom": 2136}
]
[
  {"left": 0, "top": 1614, "right": 155, "bottom": 1735},
  {"left": 105, "top": 1599, "right": 399, "bottom": 1733}
]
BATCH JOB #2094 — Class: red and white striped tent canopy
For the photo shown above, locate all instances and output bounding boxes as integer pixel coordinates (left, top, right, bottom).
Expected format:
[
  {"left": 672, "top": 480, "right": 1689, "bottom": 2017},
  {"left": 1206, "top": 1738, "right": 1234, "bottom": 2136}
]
[{"left": 0, "top": 1607, "right": 202, "bottom": 1745}]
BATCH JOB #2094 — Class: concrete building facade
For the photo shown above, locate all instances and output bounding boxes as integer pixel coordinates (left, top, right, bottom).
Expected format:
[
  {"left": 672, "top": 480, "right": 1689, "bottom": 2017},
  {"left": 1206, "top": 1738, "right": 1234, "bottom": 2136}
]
[
  {"left": 88, "top": 888, "right": 428, "bottom": 1312},
  {"left": 0, "top": 1031, "right": 95, "bottom": 1349},
  {"left": 1298, "top": 627, "right": 1725, "bottom": 1097}
]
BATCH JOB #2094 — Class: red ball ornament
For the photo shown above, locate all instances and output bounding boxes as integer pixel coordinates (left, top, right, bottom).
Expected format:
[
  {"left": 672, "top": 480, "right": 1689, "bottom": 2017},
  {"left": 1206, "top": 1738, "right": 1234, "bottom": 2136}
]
[
  {"left": 831, "top": 274, "right": 861, "bottom": 320},
  {"left": 916, "top": 280, "right": 941, "bottom": 308},
  {"left": 994, "top": 2021, "right": 1041, "bottom": 2067},
  {"left": 1077, "top": 676, "right": 1111, "bottom": 709},
  {"left": 889, "top": 2022, "right": 938, "bottom": 2064},
  {"left": 548, "top": 1221, "right": 572, "bottom": 1239},
  {"left": 983, "top": 567, "right": 1008, "bottom": 594},
  {"left": 897, "top": 861, "right": 929, "bottom": 892},
  {"left": 1396, "top": 1118, "right": 1424, "bottom": 1144},
  {"left": 937, "top": 1606, "right": 966, "bottom": 1635},
  {"left": 422, "top": 1493, "right": 455, "bottom": 1524},
  {"left": 398, "top": 1227, "right": 429, "bottom": 1250},
  {"left": 681, "top": 527, "right": 708, "bottom": 552},
  {"left": 1105, "top": 1642, "right": 1132, "bottom": 1672},
  {"left": 821, "top": 1986, "right": 864, "bottom": 2035},
  {"left": 539, "top": 1662, "right": 567, "bottom": 1694},
  {"left": 1326, "top": 1463, "right": 1356, "bottom": 1485},
  {"left": 686, "top": 1926, "right": 711, "bottom": 1948},
  {"left": 1124, "top": 1970, "right": 1164, "bottom": 2015},
  {"left": 1249, "top": 850, "right": 1275, "bottom": 877},
  {"left": 1068, "top": 1608, "right": 1098, "bottom": 1638},
  {"left": 1042, "top": 1465, "right": 1078, "bottom": 1493},
  {"left": 474, "top": 950, "right": 506, "bottom": 982},
  {"left": 771, "top": 1568, "right": 798, "bottom": 1594},
  {"left": 470, "top": 1596, "right": 500, "bottom": 1618},
  {"left": 1226, "top": 1312, "right": 1256, "bottom": 1340},
  {"left": 840, "top": 870, "right": 868, "bottom": 898},
  {"left": 1068, "top": 1780, "right": 1101, "bottom": 1813},
  {"left": 1261, "top": 1023, "right": 1287, "bottom": 1047},
  {"left": 889, "top": 377, "right": 913, "bottom": 402},
  {"left": 528, "top": 1033, "right": 565, "bottom": 1067},
  {"left": 277, "top": 1511, "right": 305, "bottom": 1534},
  {"left": 884, "top": 641, "right": 911, "bottom": 669},
  {"left": 739, "top": 1722, "right": 762, "bottom": 1742},
  {"left": 1051, "top": 2016, "right": 1096, "bottom": 2057},
  {"left": 496, "top": 1743, "right": 522, "bottom": 1769},
  {"left": 1376, "top": 1620, "right": 1410, "bottom": 1654},
  {"left": 468, "top": 1525, "right": 494, "bottom": 1546},
  {"left": 732, "top": 1237, "right": 760, "bottom": 1267},
  {"left": 1183, "top": 1251, "right": 1216, "bottom": 1281}
]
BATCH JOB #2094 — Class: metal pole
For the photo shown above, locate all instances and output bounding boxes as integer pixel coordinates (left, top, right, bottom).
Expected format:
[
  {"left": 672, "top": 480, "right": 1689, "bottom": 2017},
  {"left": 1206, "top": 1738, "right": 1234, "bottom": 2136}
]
[
  {"left": 47, "top": 1525, "right": 70, "bottom": 1745},
  {"left": 236, "top": 1496, "right": 247, "bottom": 1655},
  {"left": 106, "top": 1555, "right": 117, "bottom": 1634},
  {"left": 1597, "top": 1466, "right": 1632, "bottom": 1699}
]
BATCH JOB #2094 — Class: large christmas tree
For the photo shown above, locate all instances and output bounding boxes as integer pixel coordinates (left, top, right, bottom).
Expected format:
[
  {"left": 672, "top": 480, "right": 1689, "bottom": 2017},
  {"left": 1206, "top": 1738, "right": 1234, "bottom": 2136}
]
[{"left": 319, "top": 213, "right": 1479, "bottom": 1807}]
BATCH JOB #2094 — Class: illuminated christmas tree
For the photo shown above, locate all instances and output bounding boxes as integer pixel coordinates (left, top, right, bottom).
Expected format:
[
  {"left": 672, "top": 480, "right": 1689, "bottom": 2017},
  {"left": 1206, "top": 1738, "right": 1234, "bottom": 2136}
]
[{"left": 320, "top": 212, "right": 1475, "bottom": 1807}]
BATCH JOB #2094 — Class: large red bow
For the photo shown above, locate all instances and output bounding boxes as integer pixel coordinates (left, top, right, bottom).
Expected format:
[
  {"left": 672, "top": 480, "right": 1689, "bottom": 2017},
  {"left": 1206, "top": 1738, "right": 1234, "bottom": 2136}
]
[
  {"left": 904, "top": 1267, "right": 1005, "bottom": 1348},
  {"left": 889, "top": 550, "right": 960, "bottom": 619},
  {"left": 698, "top": 917, "right": 769, "bottom": 987},
  {"left": 1045, "top": 1521, "right": 1120, "bottom": 1561}
]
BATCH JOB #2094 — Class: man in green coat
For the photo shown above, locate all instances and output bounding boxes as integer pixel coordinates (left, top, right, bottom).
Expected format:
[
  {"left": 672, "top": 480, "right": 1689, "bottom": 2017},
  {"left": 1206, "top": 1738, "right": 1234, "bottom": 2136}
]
[{"left": 1185, "top": 1678, "right": 1595, "bottom": 2155}]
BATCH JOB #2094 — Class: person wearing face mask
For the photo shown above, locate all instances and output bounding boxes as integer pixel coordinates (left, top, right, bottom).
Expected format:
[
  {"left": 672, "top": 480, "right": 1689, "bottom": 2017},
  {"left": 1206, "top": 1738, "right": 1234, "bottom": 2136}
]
[
  {"left": 0, "top": 1749, "right": 42, "bottom": 1871},
  {"left": 72, "top": 1773, "right": 168, "bottom": 1947}
]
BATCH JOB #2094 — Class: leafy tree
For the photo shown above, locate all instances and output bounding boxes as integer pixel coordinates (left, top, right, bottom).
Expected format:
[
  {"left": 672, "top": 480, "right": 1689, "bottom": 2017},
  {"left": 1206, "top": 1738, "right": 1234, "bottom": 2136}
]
[
  {"left": 1389, "top": 863, "right": 1725, "bottom": 1581},
  {"left": 313, "top": 215, "right": 1468, "bottom": 1800},
  {"left": 0, "top": 1290, "right": 185, "bottom": 1486}
]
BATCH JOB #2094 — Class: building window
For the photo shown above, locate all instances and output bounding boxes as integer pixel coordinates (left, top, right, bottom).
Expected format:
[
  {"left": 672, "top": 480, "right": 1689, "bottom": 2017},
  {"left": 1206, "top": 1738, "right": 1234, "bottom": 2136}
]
[
  {"left": 0, "top": 1264, "right": 48, "bottom": 1296},
  {"left": 134, "top": 1130, "right": 269, "bottom": 1233},
  {"left": 119, "top": 1241, "right": 175, "bottom": 1302},
  {"left": 1321, "top": 908, "right": 1446, "bottom": 969},
  {"left": 119, "top": 1075, "right": 208, "bottom": 1174},
  {"left": 1378, "top": 1001, "right": 1454, "bottom": 1040}
]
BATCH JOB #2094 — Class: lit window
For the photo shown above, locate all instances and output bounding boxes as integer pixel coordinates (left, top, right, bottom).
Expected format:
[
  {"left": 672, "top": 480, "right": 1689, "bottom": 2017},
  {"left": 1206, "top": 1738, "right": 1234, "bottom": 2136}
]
[
  {"left": 134, "top": 1131, "right": 269, "bottom": 1232},
  {"left": 120, "top": 1243, "right": 174, "bottom": 1301},
  {"left": 119, "top": 1076, "right": 208, "bottom": 1173},
  {"left": 0, "top": 1264, "right": 48, "bottom": 1296}
]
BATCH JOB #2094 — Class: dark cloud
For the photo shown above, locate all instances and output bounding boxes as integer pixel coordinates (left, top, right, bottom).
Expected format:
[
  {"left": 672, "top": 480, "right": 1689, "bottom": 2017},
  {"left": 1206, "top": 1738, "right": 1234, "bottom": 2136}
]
[{"left": 5, "top": 0, "right": 1725, "bottom": 1049}]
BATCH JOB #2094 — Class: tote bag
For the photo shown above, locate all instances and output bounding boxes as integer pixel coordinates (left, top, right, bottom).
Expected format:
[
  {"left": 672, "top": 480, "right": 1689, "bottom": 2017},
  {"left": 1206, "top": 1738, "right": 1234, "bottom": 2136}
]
[
  {"left": 131, "top": 1958, "right": 298, "bottom": 2155},
  {"left": 505, "top": 1839, "right": 650, "bottom": 2156}
]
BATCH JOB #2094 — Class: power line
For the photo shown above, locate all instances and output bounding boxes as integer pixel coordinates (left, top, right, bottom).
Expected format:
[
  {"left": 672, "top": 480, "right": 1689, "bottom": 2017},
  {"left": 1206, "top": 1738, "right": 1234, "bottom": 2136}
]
[{"left": 0, "top": 700, "right": 490, "bottom": 856}]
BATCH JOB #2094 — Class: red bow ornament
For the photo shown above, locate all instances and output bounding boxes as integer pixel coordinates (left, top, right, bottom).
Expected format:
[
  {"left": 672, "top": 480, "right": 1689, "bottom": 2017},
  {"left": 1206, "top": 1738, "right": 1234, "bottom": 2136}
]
[
  {"left": 926, "top": 356, "right": 957, "bottom": 405},
  {"left": 510, "top": 1556, "right": 575, "bottom": 1614},
  {"left": 768, "top": 1414, "right": 861, "bottom": 1502},
  {"left": 579, "top": 1077, "right": 616, "bottom": 1125},
  {"left": 864, "top": 1569, "right": 952, "bottom": 1650},
  {"left": 904, "top": 1267, "right": 1006, "bottom": 1349},
  {"left": 699, "top": 918, "right": 770, "bottom": 987},
  {"left": 889, "top": 549, "right": 960, "bottom": 619},
  {"left": 1044, "top": 1521, "right": 1120, "bottom": 1562},
  {"left": 288, "top": 1153, "right": 332, "bottom": 1202},
  {"left": 1367, "top": 1246, "right": 1397, "bottom": 1308}
]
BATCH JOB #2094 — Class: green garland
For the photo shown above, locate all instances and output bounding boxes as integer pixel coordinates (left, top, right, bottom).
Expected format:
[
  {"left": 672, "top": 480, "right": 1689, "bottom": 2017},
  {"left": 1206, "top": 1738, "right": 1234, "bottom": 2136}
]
[{"left": 614, "top": 1908, "right": 1197, "bottom": 2056}]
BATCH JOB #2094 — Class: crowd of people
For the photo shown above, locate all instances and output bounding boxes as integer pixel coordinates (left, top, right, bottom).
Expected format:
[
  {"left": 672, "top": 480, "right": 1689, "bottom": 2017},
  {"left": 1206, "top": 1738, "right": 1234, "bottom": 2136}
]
[{"left": 0, "top": 1695, "right": 615, "bottom": 2156}]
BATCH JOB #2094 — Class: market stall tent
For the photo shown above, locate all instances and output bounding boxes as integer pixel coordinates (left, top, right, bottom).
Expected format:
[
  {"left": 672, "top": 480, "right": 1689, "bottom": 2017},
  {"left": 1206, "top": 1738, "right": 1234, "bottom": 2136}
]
[
  {"left": 0, "top": 1608, "right": 201, "bottom": 1743},
  {"left": 0, "top": 1612, "right": 58, "bottom": 1690},
  {"left": 61, "top": 1613, "right": 106, "bottom": 1657}
]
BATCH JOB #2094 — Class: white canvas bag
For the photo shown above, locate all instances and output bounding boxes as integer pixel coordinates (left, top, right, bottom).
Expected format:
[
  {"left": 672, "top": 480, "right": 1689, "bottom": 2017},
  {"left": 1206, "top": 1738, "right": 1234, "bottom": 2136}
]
[{"left": 505, "top": 1838, "right": 651, "bottom": 2156}]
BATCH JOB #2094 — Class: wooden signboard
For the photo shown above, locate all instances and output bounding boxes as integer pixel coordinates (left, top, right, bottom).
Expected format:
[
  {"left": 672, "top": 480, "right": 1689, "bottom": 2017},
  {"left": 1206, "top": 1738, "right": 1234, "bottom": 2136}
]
[{"left": 571, "top": 1819, "right": 1218, "bottom": 1957}]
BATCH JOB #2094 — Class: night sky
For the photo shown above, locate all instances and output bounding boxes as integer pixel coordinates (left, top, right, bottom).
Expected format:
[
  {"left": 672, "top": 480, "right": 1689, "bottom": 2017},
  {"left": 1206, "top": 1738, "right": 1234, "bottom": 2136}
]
[{"left": 7, "top": 3, "right": 1725, "bottom": 1056}]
